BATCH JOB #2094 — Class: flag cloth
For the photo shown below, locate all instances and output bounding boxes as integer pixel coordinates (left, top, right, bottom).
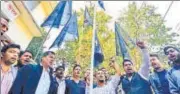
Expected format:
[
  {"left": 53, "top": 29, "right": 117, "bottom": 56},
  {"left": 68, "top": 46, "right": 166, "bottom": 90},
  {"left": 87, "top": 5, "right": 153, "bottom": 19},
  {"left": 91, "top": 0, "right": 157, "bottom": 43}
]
[
  {"left": 84, "top": 6, "right": 93, "bottom": 27},
  {"left": 94, "top": 31, "right": 104, "bottom": 67},
  {"left": 64, "top": 12, "right": 79, "bottom": 41},
  {"left": 41, "top": 0, "right": 72, "bottom": 28},
  {"left": 119, "top": 26, "right": 136, "bottom": 49},
  {"left": 98, "top": 0, "right": 105, "bottom": 11},
  {"left": 115, "top": 22, "right": 130, "bottom": 60},
  {"left": 49, "top": 12, "right": 79, "bottom": 49}
]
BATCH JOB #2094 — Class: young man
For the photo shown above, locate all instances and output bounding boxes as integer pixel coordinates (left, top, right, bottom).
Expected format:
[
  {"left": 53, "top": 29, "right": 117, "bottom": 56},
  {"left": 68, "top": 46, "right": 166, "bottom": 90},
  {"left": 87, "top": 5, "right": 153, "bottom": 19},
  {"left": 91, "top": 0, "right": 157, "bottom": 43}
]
[
  {"left": 149, "top": 54, "right": 170, "bottom": 94},
  {"left": 101, "top": 67, "right": 111, "bottom": 82},
  {"left": 65, "top": 64, "right": 86, "bottom": 94},
  {"left": 164, "top": 46, "right": 180, "bottom": 94},
  {"left": 15, "top": 50, "right": 33, "bottom": 69},
  {"left": 120, "top": 41, "right": 152, "bottom": 94},
  {"left": 1, "top": 17, "right": 9, "bottom": 33},
  {"left": 1, "top": 17, "right": 12, "bottom": 46},
  {"left": 93, "top": 57, "right": 121, "bottom": 94},
  {"left": 9, "top": 51, "right": 57, "bottom": 94},
  {"left": 0, "top": 44, "right": 20, "bottom": 94},
  {"left": 58, "top": 57, "right": 69, "bottom": 76},
  {"left": 55, "top": 65, "right": 66, "bottom": 94}
]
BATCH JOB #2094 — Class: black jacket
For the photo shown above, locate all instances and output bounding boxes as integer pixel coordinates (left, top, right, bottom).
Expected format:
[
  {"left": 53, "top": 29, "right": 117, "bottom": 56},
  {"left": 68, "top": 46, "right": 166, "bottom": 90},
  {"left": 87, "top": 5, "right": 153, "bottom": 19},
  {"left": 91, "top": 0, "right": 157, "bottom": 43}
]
[{"left": 9, "top": 64, "right": 58, "bottom": 94}]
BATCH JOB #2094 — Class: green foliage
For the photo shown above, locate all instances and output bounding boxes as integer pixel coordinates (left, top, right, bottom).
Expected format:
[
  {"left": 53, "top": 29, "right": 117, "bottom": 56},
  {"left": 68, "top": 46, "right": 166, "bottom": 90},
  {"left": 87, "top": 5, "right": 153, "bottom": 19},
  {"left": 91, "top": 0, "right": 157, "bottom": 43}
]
[
  {"left": 26, "top": 28, "right": 47, "bottom": 63},
  {"left": 118, "top": 2, "right": 175, "bottom": 69},
  {"left": 118, "top": 2, "right": 174, "bottom": 49}
]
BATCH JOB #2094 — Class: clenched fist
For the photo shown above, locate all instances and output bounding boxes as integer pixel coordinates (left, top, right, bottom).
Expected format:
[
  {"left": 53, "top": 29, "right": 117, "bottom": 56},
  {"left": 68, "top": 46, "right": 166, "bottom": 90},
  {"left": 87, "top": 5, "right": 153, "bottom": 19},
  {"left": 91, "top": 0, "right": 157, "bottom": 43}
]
[{"left": 136, "top": 41, "right": 147, "bottom": 49}]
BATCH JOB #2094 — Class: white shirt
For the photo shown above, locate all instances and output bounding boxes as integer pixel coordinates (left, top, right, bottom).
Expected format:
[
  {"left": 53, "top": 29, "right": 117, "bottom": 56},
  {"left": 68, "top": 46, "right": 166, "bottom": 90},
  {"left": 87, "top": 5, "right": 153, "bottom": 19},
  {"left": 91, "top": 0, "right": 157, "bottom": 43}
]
[
  {"left": 93, "top": 75, "right": 120, "bottom": 94},
  {"left": 35, "top": 68, "right": 50, "bottom": 94},
  {"left": 86, "top": 85, "right": 90, "bottom": 94},
  {"left": 57, "top": 78, "right": 66, "bottom": 94}
]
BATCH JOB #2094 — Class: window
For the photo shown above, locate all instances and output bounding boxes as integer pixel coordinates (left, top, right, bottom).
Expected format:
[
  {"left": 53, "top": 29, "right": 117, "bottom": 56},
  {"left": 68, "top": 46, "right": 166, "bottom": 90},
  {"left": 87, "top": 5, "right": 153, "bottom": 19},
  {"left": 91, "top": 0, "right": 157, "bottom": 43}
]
[
  {"left": 1, "top": 11, "right": 9, "bottom": 21},
  {"left": 23, "top": 1, "right": 40, "bottom": 11}
]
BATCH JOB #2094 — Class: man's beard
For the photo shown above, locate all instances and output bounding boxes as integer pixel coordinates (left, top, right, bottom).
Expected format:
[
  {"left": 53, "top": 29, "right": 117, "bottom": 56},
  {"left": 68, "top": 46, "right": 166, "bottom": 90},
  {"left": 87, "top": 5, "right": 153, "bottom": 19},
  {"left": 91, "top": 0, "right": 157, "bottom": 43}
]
[
  {"left": 5, "top": 60, "right": 14, "bottom": 66},
  {"left": 56, "top": 74, "right": 63, "bottom": 79},
  {"left": 173, "top": 53, "right": 180, "bottom": 64},
  {"left": 154, "top": 66, "right": 161, "bottom": 71},
  {"left": 99, "top": 79, "right": 105, "bottom": 83},
  {"left": 126, "top": 72, "right": 134, "bottom": 77},
  {"left": 23, "top": 60, "right": 30, "bottom": 65}
]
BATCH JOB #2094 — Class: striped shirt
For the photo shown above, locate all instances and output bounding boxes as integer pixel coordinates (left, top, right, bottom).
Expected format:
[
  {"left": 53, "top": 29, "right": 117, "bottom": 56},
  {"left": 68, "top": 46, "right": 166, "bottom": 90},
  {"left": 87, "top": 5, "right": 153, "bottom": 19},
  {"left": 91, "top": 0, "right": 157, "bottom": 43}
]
[
  {"left": 93, "top": 75, "right": 120, "bottom": 94},
  {"left": 1, "top": 65, "right": 17, "bottom": 94}
]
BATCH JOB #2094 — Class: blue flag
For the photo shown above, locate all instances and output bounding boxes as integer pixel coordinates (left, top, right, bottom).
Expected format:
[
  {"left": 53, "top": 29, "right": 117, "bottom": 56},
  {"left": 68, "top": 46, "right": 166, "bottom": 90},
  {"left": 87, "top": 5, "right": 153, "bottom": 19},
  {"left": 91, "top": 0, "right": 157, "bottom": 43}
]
[
  {"left": 94, "top": 31, "right": 104, "bottom": 67},
  {"left": 98, "top": 0, "right": 105, "bottom": 11},
  {"left": 119, "top": 26, "right": 136, "bottom": 49},
  {"left": 84, "top": 7, "right": 93, "bottom": 27},
  {"left": 41, "top": 0, "right": 72, "bottom": 28},
  {"left": 64, "top": 12, "right": 79, "bottom": 41},
  {"left": 115, "top": 22, "right": 130, "bottom": 60},
  {"left": 49, "top": 12, "right": 79, "bottom": 49}
]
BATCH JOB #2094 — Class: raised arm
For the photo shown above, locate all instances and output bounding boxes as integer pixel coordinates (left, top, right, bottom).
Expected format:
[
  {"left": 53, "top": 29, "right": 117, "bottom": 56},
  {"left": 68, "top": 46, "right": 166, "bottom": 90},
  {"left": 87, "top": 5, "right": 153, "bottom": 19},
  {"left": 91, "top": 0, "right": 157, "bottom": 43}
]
[
  {"left": 108, "top": 57, "right": 121, "bottom": 89},
  {"left": 109, "top": 57, "right": 121, "bottom": 76},
  {"left": 137, "top": 41, "right": 150, "bottom": 80}
]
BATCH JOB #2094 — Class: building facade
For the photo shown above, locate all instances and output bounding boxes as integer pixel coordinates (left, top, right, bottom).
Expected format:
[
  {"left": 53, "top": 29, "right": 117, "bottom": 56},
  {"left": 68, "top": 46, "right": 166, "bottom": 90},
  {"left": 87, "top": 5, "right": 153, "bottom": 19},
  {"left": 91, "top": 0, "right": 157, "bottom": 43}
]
[{"left": 1, "top": 1, "right": 58, "bottom": 50}]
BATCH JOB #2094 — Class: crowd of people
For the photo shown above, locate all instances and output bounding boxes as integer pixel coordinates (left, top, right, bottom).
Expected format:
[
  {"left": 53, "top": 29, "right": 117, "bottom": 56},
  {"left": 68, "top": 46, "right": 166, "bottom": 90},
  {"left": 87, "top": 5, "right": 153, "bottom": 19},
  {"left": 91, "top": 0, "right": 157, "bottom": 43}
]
[{"left": 1, "top": 16, "right": 180, "bottom": 94}]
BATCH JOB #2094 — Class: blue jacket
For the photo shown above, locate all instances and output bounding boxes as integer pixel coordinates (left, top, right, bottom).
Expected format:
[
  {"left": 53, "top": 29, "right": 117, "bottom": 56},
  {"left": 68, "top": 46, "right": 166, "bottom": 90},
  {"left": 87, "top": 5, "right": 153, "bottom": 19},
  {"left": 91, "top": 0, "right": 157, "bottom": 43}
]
[
  {"left": 9, "top": 64, "right": 58, "bottom": 94},
  {"left": 167, "top": 65, "right": 180, "bottom": 94},
  {"left": 149, "top": 69, "right": 170, "bottom": 94},
  {"left": 65, "top": 79, "right": 86, "bottom": 94},
  {"left": 121, "top": 72, "right": 153, "bottom": 94}
]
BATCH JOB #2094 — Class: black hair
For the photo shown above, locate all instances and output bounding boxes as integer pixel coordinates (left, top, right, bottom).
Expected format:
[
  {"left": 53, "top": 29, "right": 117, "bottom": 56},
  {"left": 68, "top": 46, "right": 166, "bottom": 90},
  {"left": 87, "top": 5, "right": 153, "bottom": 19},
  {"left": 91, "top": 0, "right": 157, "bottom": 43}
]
[
  {"left": 73, "top": 64, "right": 81, "bottom": 70},
  {"left": 150, "top": 53, "right": 159, "bottom": 59},
  {"left": 55, "top": 65, "right": 65, "bottom": 71},
  {"left": 3, "top": 17, "right": 9, "bottom": 22},
  {"left": 1, "top": 44, "right": 20, "bottom": 53},
  {"left": 100, "top": 67, "right": 106, "bottom": 70},
  {"left": 122, "top": 59, "right": 133, "bottom": 66},
  {"left": 42, "top": 51, "right": 55, "bottom": 57},
  {"left": 97, "top": 68, "right": 104, "bottom": 73},
  {"left": 19, "top": 50, "right": 33, "bottom": 58},
  {"left": 1, "top": 17, "right": 9, "bottom": 22},
  {"left": 164, "top": 46, "right": 180, "bottom": 55}
]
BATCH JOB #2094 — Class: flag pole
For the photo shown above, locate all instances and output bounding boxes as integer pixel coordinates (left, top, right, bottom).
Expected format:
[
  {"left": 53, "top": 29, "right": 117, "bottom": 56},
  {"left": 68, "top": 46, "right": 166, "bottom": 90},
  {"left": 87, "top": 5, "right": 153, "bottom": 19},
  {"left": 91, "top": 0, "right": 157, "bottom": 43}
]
[
  {"left": 90, "top": 1, "right": 96, "bottom": 94},
  {"left": 34, "top": 26, "right": 53, "bottom": 61},
  {"left": 34, "top": 0, "right": 71, "bottom": 61},
  {"left": 34, "top": 6, "right": 62, "bottom": 61},
  {"left": 34, "top": 2, "right": 63, "bottom": 61},
  {"left": 34, "top": 1, "right": 70, "bottom": 61}
]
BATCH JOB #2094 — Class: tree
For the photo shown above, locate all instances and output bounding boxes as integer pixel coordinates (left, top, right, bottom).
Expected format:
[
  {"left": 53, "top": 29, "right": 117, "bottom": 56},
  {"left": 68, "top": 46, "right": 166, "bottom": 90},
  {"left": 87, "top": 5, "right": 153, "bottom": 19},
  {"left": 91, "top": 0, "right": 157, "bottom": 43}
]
[
  {"left": 117, "top": 2, "right": 175, "bottom": 69},
  {"left": 118, "top": 2, "right": 174, "bottom": 49}
]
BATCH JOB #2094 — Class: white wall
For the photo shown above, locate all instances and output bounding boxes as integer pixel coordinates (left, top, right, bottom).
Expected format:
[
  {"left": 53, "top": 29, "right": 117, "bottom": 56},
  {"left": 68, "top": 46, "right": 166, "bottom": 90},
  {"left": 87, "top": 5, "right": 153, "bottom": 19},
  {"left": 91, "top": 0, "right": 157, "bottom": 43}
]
[{"left": 6, "top": 22, "right": 33, "bottom": 50}]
